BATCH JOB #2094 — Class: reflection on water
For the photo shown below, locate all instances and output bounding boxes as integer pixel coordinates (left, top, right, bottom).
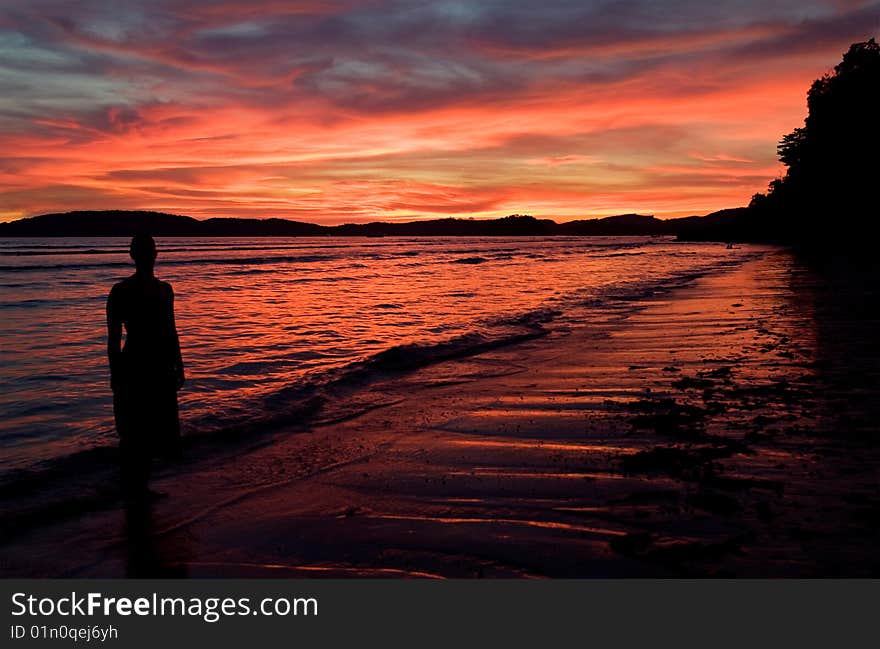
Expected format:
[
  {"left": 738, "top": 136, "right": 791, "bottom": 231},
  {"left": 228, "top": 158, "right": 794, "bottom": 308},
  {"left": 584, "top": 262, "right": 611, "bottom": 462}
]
[
  {"left": 797, "top": 255, "right": 880, "bottom": 438},
  {"left": 0, "top": 236, "right": 758, "bottom": 474}
]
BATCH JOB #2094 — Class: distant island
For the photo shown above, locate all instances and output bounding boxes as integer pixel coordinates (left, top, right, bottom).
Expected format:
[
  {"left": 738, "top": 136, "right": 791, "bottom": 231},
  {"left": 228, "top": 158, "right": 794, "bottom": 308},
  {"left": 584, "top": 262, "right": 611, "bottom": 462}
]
[
  {"left": 0, "top": 209, "right": 749, "bottom": 239},
  {"left": 3, "top": 39, "right": 875, "bottom": 246}
]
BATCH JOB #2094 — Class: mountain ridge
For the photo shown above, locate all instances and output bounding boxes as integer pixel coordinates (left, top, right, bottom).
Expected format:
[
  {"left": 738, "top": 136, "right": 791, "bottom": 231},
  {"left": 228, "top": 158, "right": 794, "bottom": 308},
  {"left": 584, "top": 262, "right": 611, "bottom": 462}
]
[{"left": 0, "top": 209, "right": 744, "bottom": 239}]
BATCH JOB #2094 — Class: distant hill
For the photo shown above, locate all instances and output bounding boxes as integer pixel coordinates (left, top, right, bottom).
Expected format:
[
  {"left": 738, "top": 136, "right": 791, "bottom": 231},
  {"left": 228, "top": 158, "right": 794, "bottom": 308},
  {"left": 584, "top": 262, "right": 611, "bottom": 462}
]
[
  {"left": 0, "top": 209, "right": 746, "bottom": 240},
  {"left": 557, "top": 213, "right": 670, "bottom": 236},
  {"left": 0, "top": 210, "right": 204, "bottom": 237},
  {"left": 0, "top": 210, "right": 325, "bottom": 237},
  {"left": 670, "top": 208, "right": 757, "bottom": 242}
]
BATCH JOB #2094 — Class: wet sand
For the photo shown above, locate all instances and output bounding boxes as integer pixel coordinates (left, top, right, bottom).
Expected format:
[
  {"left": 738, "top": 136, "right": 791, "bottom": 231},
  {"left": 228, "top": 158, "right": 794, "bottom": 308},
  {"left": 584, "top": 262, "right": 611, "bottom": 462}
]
[{"left": 2, "top": 249, "right": 879, "bottom": 577}]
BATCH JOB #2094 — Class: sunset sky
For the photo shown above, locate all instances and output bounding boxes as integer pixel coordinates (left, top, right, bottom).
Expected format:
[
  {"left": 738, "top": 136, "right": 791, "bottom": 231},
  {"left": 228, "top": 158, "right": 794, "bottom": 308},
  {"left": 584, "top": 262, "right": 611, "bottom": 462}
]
[{"left": 1, "top": 0, "right": 878, "bottom": 223}]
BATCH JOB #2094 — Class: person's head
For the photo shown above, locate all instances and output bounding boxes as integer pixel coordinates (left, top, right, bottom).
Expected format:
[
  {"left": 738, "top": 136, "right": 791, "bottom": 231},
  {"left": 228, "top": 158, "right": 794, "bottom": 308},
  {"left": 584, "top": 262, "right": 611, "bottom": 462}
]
[{"left": 130, "top": 234, "right": 157, "bottom": 273}]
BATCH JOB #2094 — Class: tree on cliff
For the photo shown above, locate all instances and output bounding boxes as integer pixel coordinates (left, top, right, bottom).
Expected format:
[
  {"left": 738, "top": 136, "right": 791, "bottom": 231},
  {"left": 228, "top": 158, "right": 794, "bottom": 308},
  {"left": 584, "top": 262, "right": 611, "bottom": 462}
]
[{"left": 750, "top": 38, "right": 879, "bottom": 242}]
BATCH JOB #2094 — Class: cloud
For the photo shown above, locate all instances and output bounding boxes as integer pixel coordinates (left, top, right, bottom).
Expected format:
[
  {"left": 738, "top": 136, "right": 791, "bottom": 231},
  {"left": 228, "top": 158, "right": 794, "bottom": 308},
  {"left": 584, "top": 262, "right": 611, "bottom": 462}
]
[{"left": 1, "top": 0, "right": 877, "bottom": 221}]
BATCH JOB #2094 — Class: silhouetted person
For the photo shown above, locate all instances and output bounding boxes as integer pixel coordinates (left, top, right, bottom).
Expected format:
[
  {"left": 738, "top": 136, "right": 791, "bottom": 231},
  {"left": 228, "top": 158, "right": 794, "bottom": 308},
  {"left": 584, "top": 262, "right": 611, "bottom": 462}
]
[{"left": 107, "top": 234, "right": 184, "bottom": 502}]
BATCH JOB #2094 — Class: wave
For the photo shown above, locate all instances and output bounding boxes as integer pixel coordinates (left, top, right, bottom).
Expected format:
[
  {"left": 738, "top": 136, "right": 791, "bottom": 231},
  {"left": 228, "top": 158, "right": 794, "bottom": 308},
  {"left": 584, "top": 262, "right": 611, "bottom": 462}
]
[
  {"left": 594, "top": 251, "right": 647, "bottom": 258},
  {"left": 0, "top": 237, "right": 663, "bottom": 272},
  {"left": 186, "top": 305, "right": 558, "bottom": 439},
  {"left": 0, "top": 305, "right": 557, "bottom": 534},
  {"left": 0, "top": 252, "right": 342, "bottom": 273},
  {"left": 0, "top": 250, "right": 489, "bottom": 273},
  {"left": 0, "top": 242, "right": 357, "bottom": 256}
]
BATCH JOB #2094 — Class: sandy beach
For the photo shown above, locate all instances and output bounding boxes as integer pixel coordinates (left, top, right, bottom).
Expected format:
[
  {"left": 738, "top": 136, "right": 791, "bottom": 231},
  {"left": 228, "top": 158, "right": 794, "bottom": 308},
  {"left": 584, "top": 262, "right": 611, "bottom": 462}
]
[{"left": 2, "top": 248, "right": 878, "bottom": 578}]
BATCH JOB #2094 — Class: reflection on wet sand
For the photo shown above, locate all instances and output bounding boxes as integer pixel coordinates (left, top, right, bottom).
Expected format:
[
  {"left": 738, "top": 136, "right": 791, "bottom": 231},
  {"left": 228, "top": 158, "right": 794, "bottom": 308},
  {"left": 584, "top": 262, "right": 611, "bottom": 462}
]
[
  {"left": 122, "top": 502, "right": 189, "bottom": 578},
  {"left": 181, "top": 562, "right": 445, "bottom": 579}
]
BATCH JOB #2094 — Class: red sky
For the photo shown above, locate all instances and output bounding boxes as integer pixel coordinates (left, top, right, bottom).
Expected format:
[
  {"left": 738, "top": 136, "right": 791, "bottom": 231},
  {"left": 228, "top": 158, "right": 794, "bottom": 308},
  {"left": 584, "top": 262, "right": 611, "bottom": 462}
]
[{"left": 1, "top": 0, "right": 878, "bottom": 223}]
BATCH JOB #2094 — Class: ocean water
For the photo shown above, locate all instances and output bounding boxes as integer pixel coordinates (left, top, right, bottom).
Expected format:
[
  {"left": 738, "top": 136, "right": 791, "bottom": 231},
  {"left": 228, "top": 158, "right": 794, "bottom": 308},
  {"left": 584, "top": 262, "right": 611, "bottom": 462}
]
[{"left": 0, "top": 236, "right": 757, "bottom": 477}]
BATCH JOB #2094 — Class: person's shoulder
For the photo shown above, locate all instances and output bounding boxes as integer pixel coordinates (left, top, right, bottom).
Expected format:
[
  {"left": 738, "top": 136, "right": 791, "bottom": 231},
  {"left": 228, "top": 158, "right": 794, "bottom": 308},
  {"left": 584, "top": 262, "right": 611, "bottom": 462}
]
[
  {"left": 158, "top": 279, "right": 175, "bottom": 296},
  {"left": 107, "top": 275, "right": 134, "bottom": 310},
  {"left": 109, "top": 275, "right": 135, "bottom": 296}
]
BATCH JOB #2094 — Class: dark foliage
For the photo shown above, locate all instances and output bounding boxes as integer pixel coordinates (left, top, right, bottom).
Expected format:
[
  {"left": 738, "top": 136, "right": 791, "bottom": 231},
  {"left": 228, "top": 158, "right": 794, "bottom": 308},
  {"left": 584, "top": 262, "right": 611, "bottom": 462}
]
[{"left": 748, "top": 38, "right": 880, "bottom": 244}]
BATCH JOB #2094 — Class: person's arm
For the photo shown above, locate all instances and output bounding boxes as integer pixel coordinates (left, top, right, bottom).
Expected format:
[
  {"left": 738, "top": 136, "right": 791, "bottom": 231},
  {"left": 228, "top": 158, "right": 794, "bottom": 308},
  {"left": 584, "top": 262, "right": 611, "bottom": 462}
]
[
  {"left": 168, "top": 285, "right": 185, "bottom": 390},
  {"left": 106, "top": 286, "right": 122, "bottom": 392}
]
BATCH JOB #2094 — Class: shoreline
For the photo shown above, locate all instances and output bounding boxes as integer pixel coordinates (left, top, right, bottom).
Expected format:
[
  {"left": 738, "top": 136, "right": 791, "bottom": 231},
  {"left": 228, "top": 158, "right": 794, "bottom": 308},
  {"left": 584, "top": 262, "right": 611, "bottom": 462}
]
[
  {"left": 0, "top": 241, "right": 753, "bottom": 499},
  {"left": 2, "top": 249, "right": 879, "bottom": 577},
  {"left": 0, "top": 235, "right": 746, "bottom": 478}
]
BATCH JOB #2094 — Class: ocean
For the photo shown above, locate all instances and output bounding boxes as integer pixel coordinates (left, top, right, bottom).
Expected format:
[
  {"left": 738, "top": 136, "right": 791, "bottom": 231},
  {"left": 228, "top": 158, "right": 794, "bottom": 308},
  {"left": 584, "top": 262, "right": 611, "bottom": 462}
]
[{"left": 0, "top": 236, "right": 757, "bottom": 480}]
